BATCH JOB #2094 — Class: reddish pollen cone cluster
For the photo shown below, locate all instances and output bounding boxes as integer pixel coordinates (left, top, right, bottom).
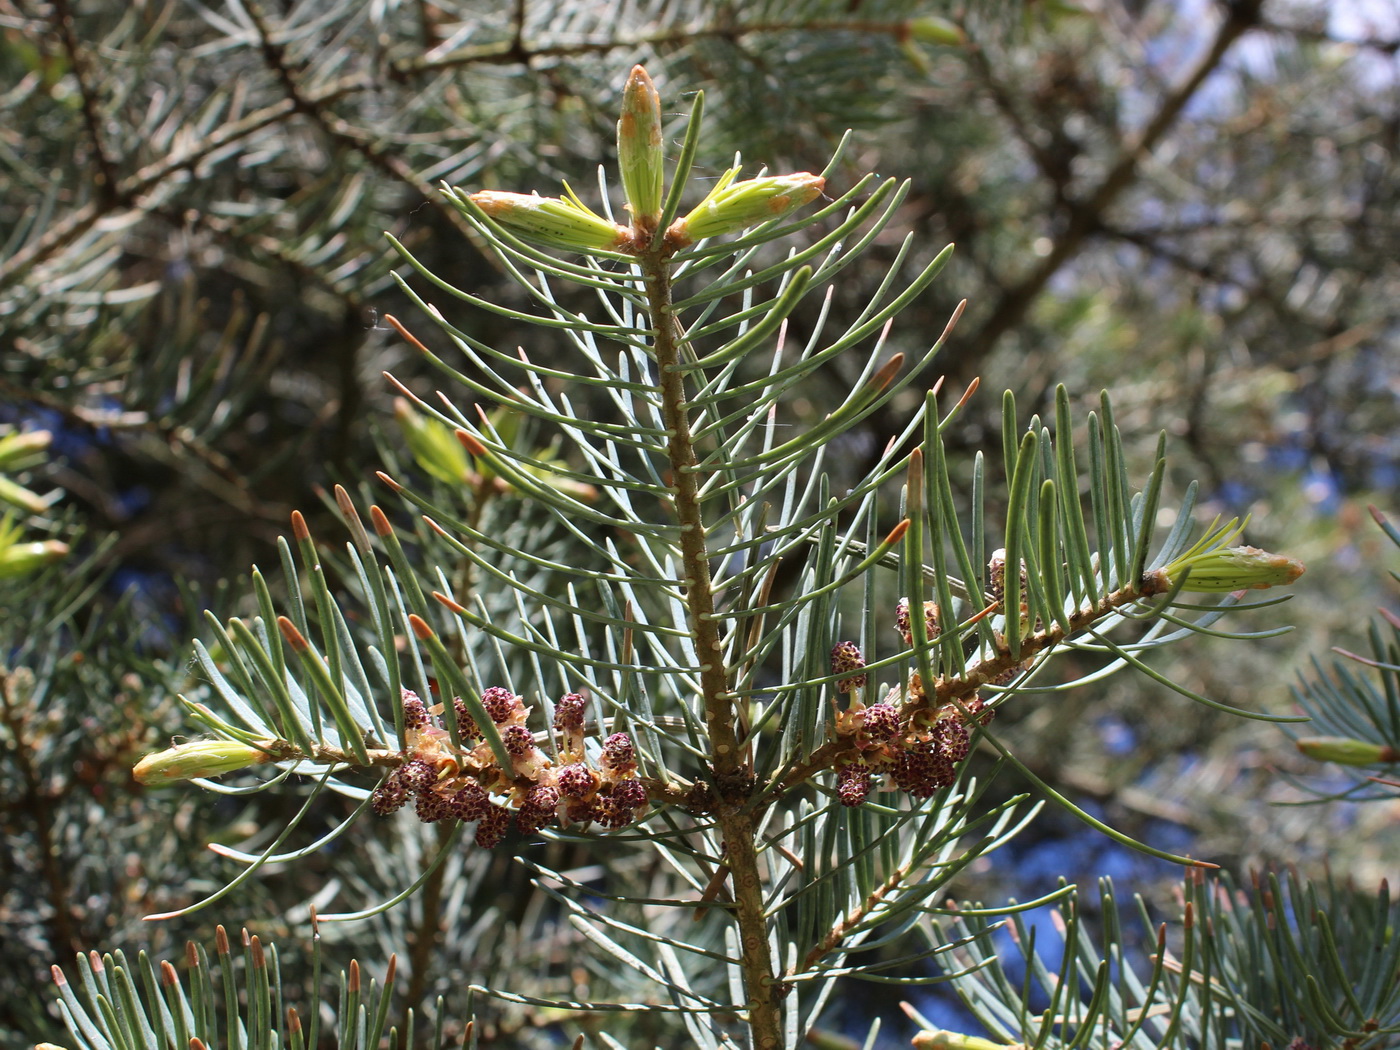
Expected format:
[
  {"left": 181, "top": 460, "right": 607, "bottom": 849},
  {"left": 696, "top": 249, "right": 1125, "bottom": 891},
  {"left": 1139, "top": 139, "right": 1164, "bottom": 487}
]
[
  {"left": 827, "top": 604, "right": 995, "bottom": 806},
  {"left": 371, "top": 687, "right": 647, "bottom": 846}
]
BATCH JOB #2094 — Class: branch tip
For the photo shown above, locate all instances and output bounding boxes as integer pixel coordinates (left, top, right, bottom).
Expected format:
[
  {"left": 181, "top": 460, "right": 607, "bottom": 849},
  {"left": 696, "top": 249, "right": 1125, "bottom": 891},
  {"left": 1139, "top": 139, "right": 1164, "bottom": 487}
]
[{"left": 382, "top": 370, "right": 417, "bottom": 400}]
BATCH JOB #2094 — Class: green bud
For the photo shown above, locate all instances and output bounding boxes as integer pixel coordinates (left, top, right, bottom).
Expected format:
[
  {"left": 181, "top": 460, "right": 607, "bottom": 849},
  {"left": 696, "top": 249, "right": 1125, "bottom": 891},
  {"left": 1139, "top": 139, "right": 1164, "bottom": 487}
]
[
  {"left": 899, "top": 38, "right": 933, "bottom": 77},
  {"left": 617, "top": 64, "right": 665, "bottom": 233},
  {"left": 913, "top": 1031, "right": 1021, "bottom": 1050},
  {"left": 394, "top": 398, "right": 473, "bottom": 485},
  {"left": 0, "top": 538, "right": 67, "bottom": 578},
  {"left": 906, "top": 16, "right": 966, "bottom": 46},
  {"left": 0, "top": 474, "right": 49, "bottom": 515},
  {"left": 0, "top": 428, "right": 52, "bottom": 471},
  {"left": 669, "top": 171, "right": 826, "bottom": 246},
  {"left": 469, "top": 189, "right": 631, "bottom": 253},
  {"left": 1295, "top": 736, "right": 1397, "bottom": 766},
  {"left": 1155, "top": 544, "right": 1304, "bottom": 593},
  {"left": 134, "top": 739, "right": 273, "bottom": 785}
]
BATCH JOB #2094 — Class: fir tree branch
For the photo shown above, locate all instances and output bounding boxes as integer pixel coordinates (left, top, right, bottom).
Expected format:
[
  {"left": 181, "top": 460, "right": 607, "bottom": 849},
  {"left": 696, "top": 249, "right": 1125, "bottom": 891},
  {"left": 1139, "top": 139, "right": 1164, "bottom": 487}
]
[
  {"left": 47, "top": 0, "right": 121, "bottom": 209},
  {"left": 771, "top": 575, "right": 1175, "bottom": 799}
]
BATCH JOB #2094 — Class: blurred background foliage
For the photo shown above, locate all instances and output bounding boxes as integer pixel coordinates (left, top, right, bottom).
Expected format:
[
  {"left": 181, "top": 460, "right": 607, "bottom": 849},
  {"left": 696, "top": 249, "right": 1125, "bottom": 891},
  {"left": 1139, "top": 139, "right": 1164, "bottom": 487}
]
[{"left": 2, "top": 0, "right": 1398, "bottom": 1045}]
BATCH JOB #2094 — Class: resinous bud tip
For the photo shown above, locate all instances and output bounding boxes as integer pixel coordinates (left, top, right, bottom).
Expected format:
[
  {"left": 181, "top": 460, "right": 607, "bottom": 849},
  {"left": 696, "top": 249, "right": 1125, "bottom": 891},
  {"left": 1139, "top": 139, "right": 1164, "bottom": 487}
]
[{"left": 618, "top": 65, "right": 665, "bottom": 233}]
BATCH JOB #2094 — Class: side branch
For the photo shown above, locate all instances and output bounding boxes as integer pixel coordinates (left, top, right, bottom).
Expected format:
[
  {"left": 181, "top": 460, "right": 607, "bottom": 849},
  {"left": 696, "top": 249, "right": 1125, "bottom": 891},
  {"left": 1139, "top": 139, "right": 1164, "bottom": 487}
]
[
  {"left": 49, "top": 0, "right": 121, "bottom": 207},
  {"left": 771, "top": 576, "right": 1172, "bottom": 798},
  {"left": 795, "top": 853, "right": 920, "bottom": 975}
]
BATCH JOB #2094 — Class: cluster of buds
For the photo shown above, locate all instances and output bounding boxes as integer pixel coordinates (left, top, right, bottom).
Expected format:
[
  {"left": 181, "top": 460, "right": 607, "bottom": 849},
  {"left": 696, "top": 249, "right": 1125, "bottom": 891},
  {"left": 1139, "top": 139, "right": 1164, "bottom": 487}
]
[
  {"left": 987, "top": 547, "right": 1041, "bottom": 642},
  {"left": 464, "top": 66, "right": 825, "bottom": 257},
  {"left": 0, "top": 427, "right": 69, "bottom": 579},
  {"left": 828, "top": 632, "right": 995, "bottom": 807},
  {"left": 987, "top": 549, "right": 1008, "bottom": 608},
  {"left": 371, "top": 687, "right": 648, "bottom": 847}
]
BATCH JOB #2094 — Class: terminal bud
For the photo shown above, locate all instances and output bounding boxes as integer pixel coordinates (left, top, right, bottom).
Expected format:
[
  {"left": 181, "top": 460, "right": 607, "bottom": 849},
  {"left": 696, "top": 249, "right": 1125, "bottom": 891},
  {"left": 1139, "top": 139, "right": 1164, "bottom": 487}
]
[
  {"left": 618, "top": 65, "right": 665, "bottom": 233},
  {"left": 1295, "top": 736, "right": 1397, "bottom": 767},
  {"left": 134, "top": 739, "right": 273, "bottom": 785},
  {"left": 1153, "top": 544, "right": 1305, "bottom": 593}
]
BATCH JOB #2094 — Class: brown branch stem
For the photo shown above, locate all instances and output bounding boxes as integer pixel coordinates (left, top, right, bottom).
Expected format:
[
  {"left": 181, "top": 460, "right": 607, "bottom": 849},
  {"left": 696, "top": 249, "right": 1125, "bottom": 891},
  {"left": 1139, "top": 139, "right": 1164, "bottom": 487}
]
[
  {"left": 49, "top": 0, "right": 121, "bottom": 207},
  {"left": 394, "top": 19, "right": 920, "bottom": 78},
  {"left": 401, "top": 821, "right": 453, "bottom": 1033},
  {"left": 640, "top": 247, "right": 783, "bottom": 1050},
  {"left": 797, "top": 855, "right": 915, "bottom": 975},
  {"left": 243, "top": 1, "right": 478, "bottom": 250}
]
